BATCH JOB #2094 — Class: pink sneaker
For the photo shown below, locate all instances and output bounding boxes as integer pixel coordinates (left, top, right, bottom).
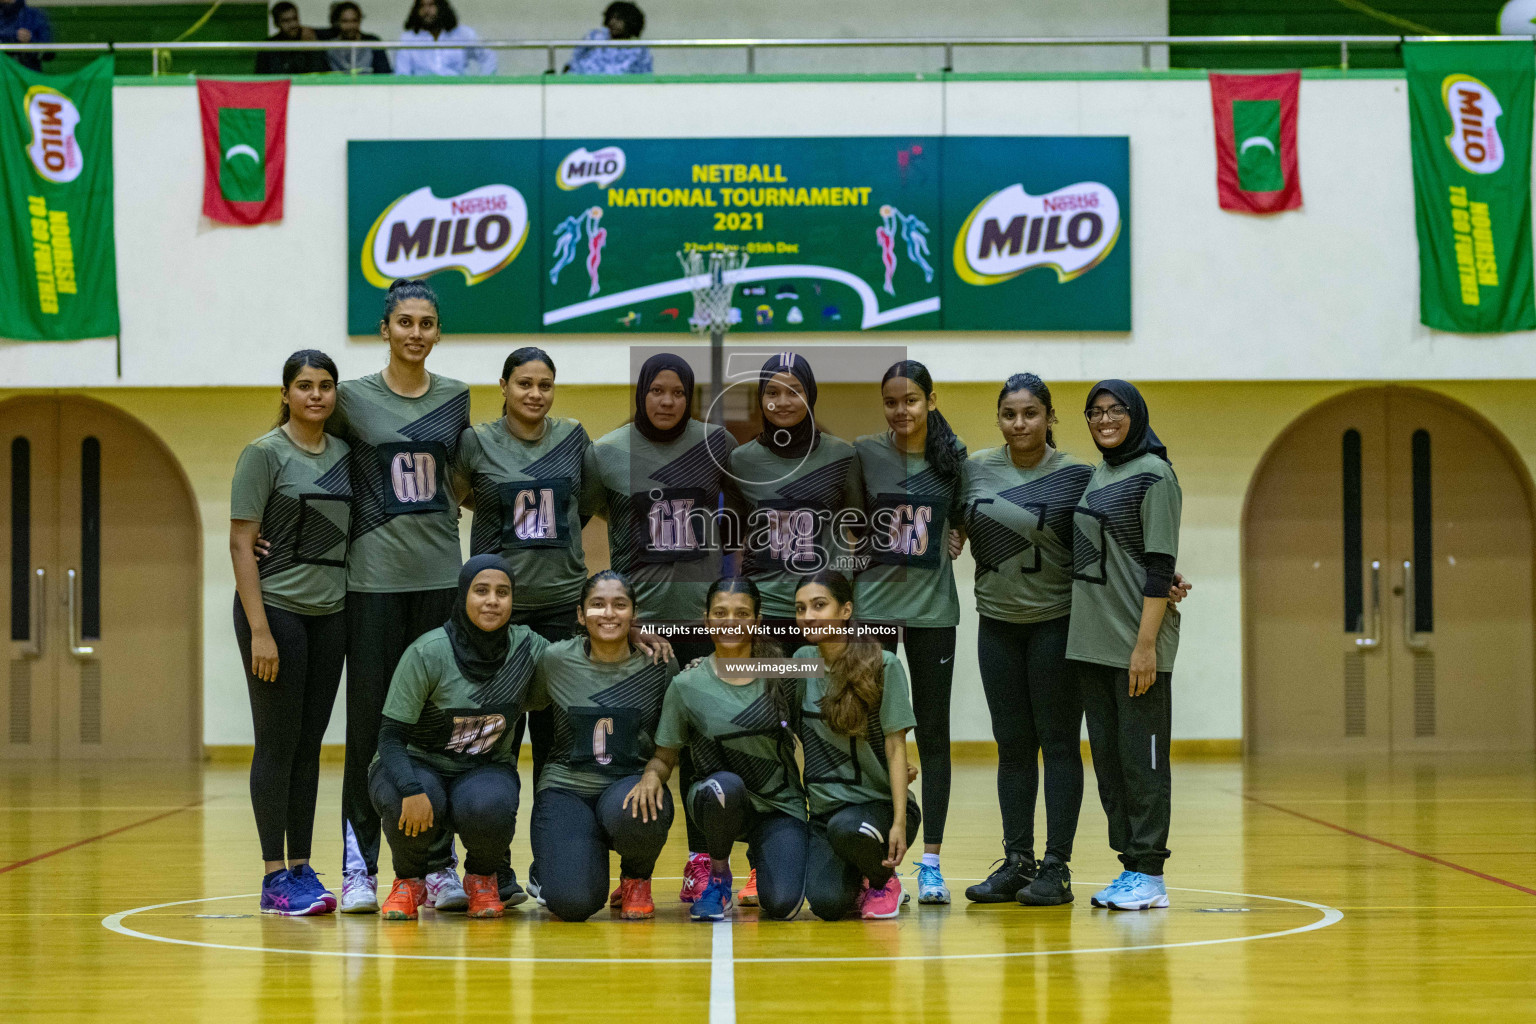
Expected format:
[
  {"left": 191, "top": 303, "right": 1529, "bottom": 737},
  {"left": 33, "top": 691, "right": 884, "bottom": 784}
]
[
  {"left": 859, "top": 875, "right": 902, "bottom": 919},
  {"left": 679, "top": 853, "right": 711, "bottom": 903}
]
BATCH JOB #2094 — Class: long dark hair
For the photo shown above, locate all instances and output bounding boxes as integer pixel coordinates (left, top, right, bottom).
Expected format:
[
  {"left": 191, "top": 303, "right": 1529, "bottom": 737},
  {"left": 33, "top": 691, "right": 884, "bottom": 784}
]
[
  {"left": 998, "top": 372, "right": 1056, "bottom": 449},
  {"left": 796, "top": 571, "right": 884, "bottom": 737},
  {"left": 501, "top": 346, "right": 556, "bottom": 417},
  {"left": 405, "top": 0, "right": 457, "bottom": 32},
  {"left": 276, "top": 349, "right": 339, "bottom": 427},
  {"left": 705, "top": 576, "right": 784, "bottom": 660},
  {"left": 882, "top": 360, "right": 963, "bottom": 484}
]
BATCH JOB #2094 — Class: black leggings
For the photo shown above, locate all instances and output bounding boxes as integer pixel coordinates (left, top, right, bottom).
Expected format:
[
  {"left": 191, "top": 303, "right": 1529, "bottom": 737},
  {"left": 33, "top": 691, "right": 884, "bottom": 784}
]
[
  {"left": 880, "top": 626, "right": 955, "bottom": 846},
  {"left": 670, "top": 638, "right": 717, "bottom": 853},
  {"left": 369, "top": 759, "right": 520, "bottom": 879},
  {"left": 977, "top": 614, "right": 1083, "bottom": 863},
  {"left": 233, "top": 596, "right": 346, "bottom": 864},
  {"left": 689, "top": 771, "right": 808, "bottom": 920},
  {"left": 804, "top": 797, "right": 921, "bottom": 921},
  {"left": 507, "top": 602, "right": 581, "bottom": 785},
  {"left": 530, "top": 777, "right": 674, "bottom": 922},
  {"left": 343, "top": 588, "right": 458, "bottom": 877}
]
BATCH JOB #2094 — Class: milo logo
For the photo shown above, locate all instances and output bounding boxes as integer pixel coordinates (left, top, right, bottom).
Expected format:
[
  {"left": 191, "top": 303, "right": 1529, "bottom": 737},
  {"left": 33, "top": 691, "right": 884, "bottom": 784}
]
[
  {"left": 24, "top": 86, "right": 84, "bottom": 184},
  {"left": 361, "top": 184, "right": 530, "bottom": 288},
  {"left": 1441, "top": 74, "right": 1504, "bottom": 175},
  {"left": 557, "top": 145, "right": 626, "bottom": 190},
  {"left": 953, "top": 181, "right": 1121, "bottom": 286}
]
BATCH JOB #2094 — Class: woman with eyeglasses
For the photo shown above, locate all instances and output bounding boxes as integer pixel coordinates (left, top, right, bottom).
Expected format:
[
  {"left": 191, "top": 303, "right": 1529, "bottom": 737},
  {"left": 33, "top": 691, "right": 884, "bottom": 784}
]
[{"left": 1068, "top": 381, "right": 1183, "bottom": 912}]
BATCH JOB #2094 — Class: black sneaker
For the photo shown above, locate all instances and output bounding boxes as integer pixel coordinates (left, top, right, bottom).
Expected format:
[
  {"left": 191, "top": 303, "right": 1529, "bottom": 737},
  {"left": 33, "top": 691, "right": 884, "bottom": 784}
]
[
  {"left": 1017, "top": 857, "right": 1073, "bottom": 906},
  {"left": 497, "top": 865, "right": 528, "bottom": 907},
  {"left": 964, "top": 852, "right": 1036, "bottom": 903}
]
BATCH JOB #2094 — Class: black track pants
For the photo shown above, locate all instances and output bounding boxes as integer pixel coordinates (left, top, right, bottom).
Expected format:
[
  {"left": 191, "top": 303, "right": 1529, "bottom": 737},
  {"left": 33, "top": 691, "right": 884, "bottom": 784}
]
[
  {"left": 977, "top": 614, "right": 1083, "bottom": 862},
  {"left": 1075, "top": 660, "right": 1172, "bottom": 875},
  {"left": 369, "top": 759, "right": 520, "bottom": 879},
  {"left": 234, "top": 597, "right": 346, "bottom": 863},
  {"left": 670, "top": 638, "right": 716, "bottom": 853},
  {"left": 880, "top": 626, "right": 955, "bottom": 845},
  {"left": 530, "top": 777, "right": 674, "bottom": 922},
  {"left": 688, "top": 772, "right": 808, "bottom": 920},
  {"left": 804, "top": 797, "right": 921, "bottom": 921}
]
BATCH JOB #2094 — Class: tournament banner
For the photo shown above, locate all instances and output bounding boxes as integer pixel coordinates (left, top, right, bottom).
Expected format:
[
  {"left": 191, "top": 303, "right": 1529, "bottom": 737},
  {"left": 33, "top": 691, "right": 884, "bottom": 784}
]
[
  {"left": 1209, "top": 71, "right": 1303, "bottom": 214},
  {"left": 0, "top": 55, "right": 119, "bottom": 342},
  {"left": 943, "top": 137, "right": 1130, "bottom": 331},
  {"left": 1405, "top": 41, "right": 1536, "bottom": 333},
  {"left": 347, "top": 139, "right": 541, "bottom": 334},
  {"left": 199, "top": 79, "right": 289, "bottom": 226}
]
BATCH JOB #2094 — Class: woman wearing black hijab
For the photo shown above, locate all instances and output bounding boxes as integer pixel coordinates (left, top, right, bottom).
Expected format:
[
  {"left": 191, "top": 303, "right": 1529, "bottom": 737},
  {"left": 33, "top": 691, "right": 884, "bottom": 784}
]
[
  {"left": 369, "top": 554, "right": 555, "bottom": 920},
  {"left": 1066, "top": 380, "right": 1183, "bottom": 913},
  {"left": 580, "top": 352, "right": 739, "bottom": 902}
]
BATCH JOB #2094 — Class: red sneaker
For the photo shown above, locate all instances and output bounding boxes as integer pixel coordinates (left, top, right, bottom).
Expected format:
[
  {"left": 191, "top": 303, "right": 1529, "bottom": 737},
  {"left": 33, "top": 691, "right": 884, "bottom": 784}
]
[
  {"left": 464, "top": 873, "right": 504, "bottom": 919},
  {"left": 859, "top": 875, "right": 902, "bottom": 920},
  {"left": 609, "top": 881, "right": 624, "bottom": 908},
  {"left": 619, "top": 877, "right": 655, "bottom": 920},
  {"left": 679, "top": 853, "right": 711, "bottom": 903},
  {"left": 737, "top": 868, "right": 759, "bottom": 907},
  {"left": 380, "top": 877, "right": 426, "bottom": 921}
]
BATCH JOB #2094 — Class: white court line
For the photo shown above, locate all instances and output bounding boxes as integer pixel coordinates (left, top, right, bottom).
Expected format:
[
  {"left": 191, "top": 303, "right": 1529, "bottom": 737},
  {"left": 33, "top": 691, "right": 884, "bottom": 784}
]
[
  {"left": 101, "top": 885, "right": 1343, "bottom": 965},
  {"left": 710, "top": 920, "right": 735, "bottom": 1024}
]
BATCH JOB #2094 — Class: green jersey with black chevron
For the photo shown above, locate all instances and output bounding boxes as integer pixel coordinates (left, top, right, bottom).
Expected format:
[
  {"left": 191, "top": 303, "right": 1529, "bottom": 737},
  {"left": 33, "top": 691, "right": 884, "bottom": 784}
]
[
  {"left": 963, "top": 447, "right": 1093, "bottom": 624},
  {"left": 791, "top": 646, "right": 915, "bottom": 815},
  {"left": 846, "top": 431, "right": 967, "bottom": 627},
  {"left": 655, "top": 659, "right": 805, "bottom": 819},
  {"left": 230, "top": 428, "right": 352, "bottom": 616},
  {"left": 328, "top": 372, "right": 471, "bottom": 593},
  {"left": 459, "top": 416, "right": 590, "bottom": 612},
  {"left": 581, "top": 420, "right": 738, "bottom": 625},
  {"left": 527, "top": 638, "right": 680, "bottom": 796},
  {"left": 726, "top": 435, "right": 856, "bottom": 619},
  {"left": 378, "top": 624, "right": 550, "bottom": 778},
  {"left": 1067, "top": 452, "right": 1182, "bottom": 671}
]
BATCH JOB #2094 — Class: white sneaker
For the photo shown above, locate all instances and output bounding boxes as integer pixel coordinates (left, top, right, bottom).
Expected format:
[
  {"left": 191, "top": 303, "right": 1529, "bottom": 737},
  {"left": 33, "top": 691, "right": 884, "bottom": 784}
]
[
  {"left": 340, "top": 870, "right": 378, "bottom": 914},
  {"left": 425, "top": 868, "right": 468, "bottom": 911},
  {"left": 916, "top": 862, "right": 951, "bottom": 904}
]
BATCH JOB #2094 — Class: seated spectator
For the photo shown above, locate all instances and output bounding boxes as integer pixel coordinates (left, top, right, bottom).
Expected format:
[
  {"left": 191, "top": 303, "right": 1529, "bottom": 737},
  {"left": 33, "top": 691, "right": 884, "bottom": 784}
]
[
  {"left": 0, "top": 0, "right": 52, "bottom": 71},
  {"left": 567, "top": 2, "right": 652, "bottom": 75},
  {"left": 319, "top": 1, "right": 391, "bottom": 75},
  {"left": 394, "top": 0, "right": 496, "bottom": 77},
  {"left": 256, "top": 2, "right": 328, "bottom": 75}
]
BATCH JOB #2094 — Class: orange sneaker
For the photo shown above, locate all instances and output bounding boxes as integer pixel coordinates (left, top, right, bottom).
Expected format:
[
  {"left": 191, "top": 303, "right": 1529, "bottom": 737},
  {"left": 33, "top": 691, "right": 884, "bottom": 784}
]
[
  {"left": 464, "top": 873, "right": 505, "bottom": 919},
  {"left": 619, "top": 877, "right": 655, "bottom": 920},
  {"left": 380, "top": 877, "right": 426, "bottom": 920},
  {"left": 738, "top": 868, "right": 759, "bottom": 907}
]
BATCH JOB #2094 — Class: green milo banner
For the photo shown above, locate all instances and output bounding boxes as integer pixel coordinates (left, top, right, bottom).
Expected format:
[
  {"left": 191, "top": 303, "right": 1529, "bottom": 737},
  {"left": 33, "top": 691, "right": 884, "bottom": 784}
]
[
  {"left": 0, "top": 56, "right": 119, "bottom": 341},
  {"left": 346, "top": 136, "right": 1130, "bottom": 334},
  {"left": 1405, "top": 41, "right": 1536, "bottom": 333}
]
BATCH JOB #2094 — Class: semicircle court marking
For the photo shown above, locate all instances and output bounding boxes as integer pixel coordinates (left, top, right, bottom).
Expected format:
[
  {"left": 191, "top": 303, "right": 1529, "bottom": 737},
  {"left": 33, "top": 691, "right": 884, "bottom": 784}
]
[{"left": 102, "top": 885, "right": 1343, "bottom": 966}]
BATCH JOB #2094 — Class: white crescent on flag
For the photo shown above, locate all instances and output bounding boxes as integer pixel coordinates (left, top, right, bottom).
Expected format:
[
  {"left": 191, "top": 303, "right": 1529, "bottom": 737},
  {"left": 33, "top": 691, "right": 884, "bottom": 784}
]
[
  {"left": 1239, "top": 136, "right": 1277, "bottom": 156},
  {"left": 224, "top": 144, "right": 261, "bottom": 163}
]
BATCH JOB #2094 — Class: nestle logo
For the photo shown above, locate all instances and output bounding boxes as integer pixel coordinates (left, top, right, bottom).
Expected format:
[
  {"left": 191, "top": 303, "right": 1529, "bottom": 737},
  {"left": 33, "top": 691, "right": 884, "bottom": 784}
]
[
  {"left": 1042, "top": 193, "right": 1099, "bottom": 212},
  {"left": 451, "top": 195, "right": 508, "bottom": 215}
]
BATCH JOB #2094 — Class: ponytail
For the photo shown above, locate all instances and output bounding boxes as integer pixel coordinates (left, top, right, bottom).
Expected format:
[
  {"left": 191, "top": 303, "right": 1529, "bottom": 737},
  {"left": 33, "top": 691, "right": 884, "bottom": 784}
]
[
  {"left": 882, "top": 360, "right": 963, "bottom": 484},
  {"left": 796, "top": 571, "right": 885, "bottom": 737},
  {"left": 998, "top": 372, "right": 1057, "bottom": 448}
]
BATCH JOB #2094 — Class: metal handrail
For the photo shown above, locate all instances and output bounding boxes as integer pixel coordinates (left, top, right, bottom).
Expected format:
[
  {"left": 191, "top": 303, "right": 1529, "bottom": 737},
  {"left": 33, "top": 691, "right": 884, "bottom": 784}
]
[{"left": 0, "top": 35, "right": 1525, "bottom": 75}]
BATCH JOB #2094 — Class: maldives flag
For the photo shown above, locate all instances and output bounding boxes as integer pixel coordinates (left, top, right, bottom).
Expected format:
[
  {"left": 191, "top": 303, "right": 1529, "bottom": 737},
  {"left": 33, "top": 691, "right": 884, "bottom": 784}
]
[
  {"left": 198, "top": 79, "right": 288, "bottom": 225},
  {"left": 1209, "top": 71, "right": 1302, "bottom": 214}
]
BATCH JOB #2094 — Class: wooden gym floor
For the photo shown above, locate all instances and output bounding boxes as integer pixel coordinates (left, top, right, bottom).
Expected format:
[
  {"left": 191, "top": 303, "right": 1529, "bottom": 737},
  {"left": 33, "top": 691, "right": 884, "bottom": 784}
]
[{"left": 3, "top": 755, "right": 1535, "bottom": 1023}]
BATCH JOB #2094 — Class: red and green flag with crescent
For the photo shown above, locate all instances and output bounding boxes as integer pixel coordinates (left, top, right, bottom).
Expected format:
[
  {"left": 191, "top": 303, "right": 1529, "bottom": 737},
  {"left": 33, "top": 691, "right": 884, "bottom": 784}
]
[{"left": 1208, "top": 71, "right": 1303, "bottom": 214}]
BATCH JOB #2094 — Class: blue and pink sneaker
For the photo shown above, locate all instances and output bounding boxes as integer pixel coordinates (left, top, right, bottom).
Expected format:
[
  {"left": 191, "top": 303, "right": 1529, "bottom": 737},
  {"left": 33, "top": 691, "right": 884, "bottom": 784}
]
[
  {"left": 289, "top": 864, "right": 337, "bottom": 913},
  {"left": 260, "top": 869, "right": 330, "bottom": 916}
]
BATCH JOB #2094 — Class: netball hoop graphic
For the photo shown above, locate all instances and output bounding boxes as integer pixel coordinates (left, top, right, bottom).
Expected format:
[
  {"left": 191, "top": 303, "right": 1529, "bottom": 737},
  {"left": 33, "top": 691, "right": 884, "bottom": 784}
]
[{"left": 677, "top": 248, "right": 749, "bottom": 424}]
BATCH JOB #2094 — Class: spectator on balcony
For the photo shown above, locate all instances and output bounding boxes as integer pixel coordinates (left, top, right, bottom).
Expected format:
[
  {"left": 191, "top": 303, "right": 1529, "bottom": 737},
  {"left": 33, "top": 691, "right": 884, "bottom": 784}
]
[
  {"left": 567, "top": 2, "right": 652, "bottom": 75},
  {"left": 256, "top": 2, "right": 328, "bottom": 75},
  {"left": 395, "top": 0, "right": 496, "bottom": 77},
  {"left": 0, "top": 0, "right": 53, "bottom": 71},
  {"left": 319, "top": 1, "right": 392, "bottom": 75}
]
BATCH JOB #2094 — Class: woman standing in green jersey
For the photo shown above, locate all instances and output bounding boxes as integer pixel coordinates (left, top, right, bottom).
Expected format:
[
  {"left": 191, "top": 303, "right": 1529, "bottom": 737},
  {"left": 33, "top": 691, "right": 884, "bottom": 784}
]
[
  {"left": 331, "top": 278, "right": 472, "bottom": 913},
  {"left": 231, "top": 350, "right": 351, "bottom": 917},
  {"left": 526, "top": 571, "right": 680, "bottom": 922},
  {"left": 792, "top": 571, "right": 919, "bottom": 921},
  {"left": 1068, "top": 380, "right": 1183, "bottom": 913},
  {"left": 581, "top": 351, "right": 738, "bottom": 901},
  {"left": 625, "top": 576, "right": 806, "bottom": 922},
  {"left": 844, "top": 359, "right": 964, "bottom": 903}
]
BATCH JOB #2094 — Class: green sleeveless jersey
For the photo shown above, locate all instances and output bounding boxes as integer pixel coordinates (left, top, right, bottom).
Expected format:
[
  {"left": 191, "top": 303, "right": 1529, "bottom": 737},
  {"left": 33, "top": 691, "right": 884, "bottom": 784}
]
[
  {"left": 725, "top": 435, "right": 856, "bottom": 619},
  {"left": 1067, "top": 453, "right": 1182, "bottom": 671},
  {"left": 655, "top": 658, "right": 805, "bottom": 819},
  {"left": 329, "top": 371, "right": 470, "bottom": 594},
  {"left": 846, "top": 431, "right": 966, "bottom": 628},
  {"left": 527, "top": 638, "right": 680, "bottom": 796},
  {"left": 962, "top": 446, "right": 1093, "bottom": 624},
  {"left": 230, "top": 428, "right": 352, "bottom": 616},
  {"left": 460, "top": 416, "right": 590, "bottom": 612},
  {"left": 379, "top": 624, "right": 550, "bottom": 778},
  {"left": 791, "top": 646, "right": 915, "bottom": 816},
  {"left": 582, "top": 420, "right": 738, "bottom": 626}
]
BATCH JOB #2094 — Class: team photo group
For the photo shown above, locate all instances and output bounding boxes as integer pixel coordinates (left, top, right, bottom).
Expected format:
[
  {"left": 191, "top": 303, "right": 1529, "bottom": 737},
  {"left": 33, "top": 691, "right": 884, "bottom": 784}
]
[{"left": 229, "top": 275, "right": 1187, "bottom": 925}]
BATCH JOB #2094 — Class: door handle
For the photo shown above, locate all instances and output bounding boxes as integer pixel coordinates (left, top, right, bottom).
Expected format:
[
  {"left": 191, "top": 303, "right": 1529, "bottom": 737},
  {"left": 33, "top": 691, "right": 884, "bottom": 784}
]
[
  {"left": 65, "top": 568, "right": 94, "bottom": 659},
  {"left": 1355, "top": 560, "right": 1382, "bottom": 649},
  {"left": 1402, "top": 560, "right": 1429, "bottom": 651},
  {"left": 19, "top": 568, "right": 44, "bottom": 658}
]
